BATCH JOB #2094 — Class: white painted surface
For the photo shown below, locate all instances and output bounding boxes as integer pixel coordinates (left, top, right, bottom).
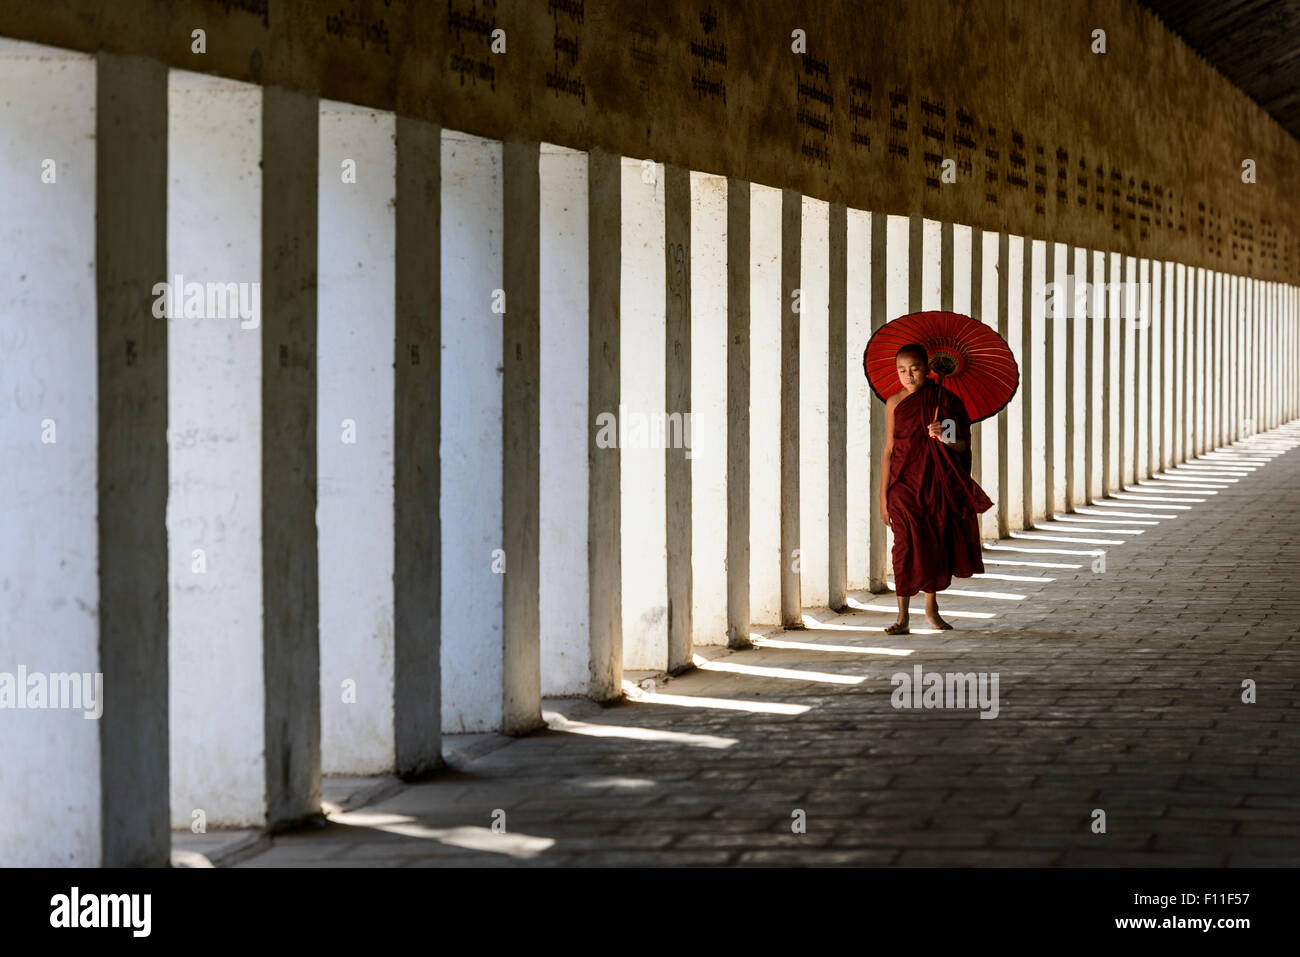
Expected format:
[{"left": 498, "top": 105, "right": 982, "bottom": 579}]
[
  {"left": 317, "top": 105, "right": 396, "bottom": 772},
  {"left": 1070, "top": 247, "right": 1088, "bottom": 503},
  {"left": 1106, "top": 251, "right": 1122, "bottom": 490},
  {"left": 749, "top": 184, "right": 782, "bottom": 625},
  {"left": 441, "top": 130, "right": 503, "bottom": 731},
  {"left": 1050, "top": 242, "right": 1067, "bottom": 514},
  {"left": 883, "top": 214, "right": 910, "bottom": 569},
  {"left": 979, "top": 230, "right": 1002, "bottom": 539},
  {"left": 1147, "top": 260, "right": 1161, "bottom": 475},
  {"left": 1028, "top": 238, "right": 1047, "bottom": 523},
  {"left": 1122, "top": 254, "right": 1137, "bottom": 484},
  {"left": 845, "top": 209, "right": 872, "bottom": 590},
  {"left": 952, "top": 225, "right": 972, "bottom": 314},
  {"left": 799, "top": 196, "right": 829, "bottom": 607},
  {"left": 1089, "top": 250, "right": 1105, "bottom": 501},
  {"left": 690, "top": 172, "right": 728, "bottom": 643},
  {"left": 920, "top": 218, "right": 942, "bottom": 309},
  {"left": 0, "top": 44, "right": 99, "bottom": 865},
  {"left": 1003, "top": 236, "right": 1025, "bottom": 530},
  {"left": 167, "top": 72, "right": 265, "bottom": 827},
  {"left": 539, "top": 145, "right": 590, "bottom": 694},
  {"left": 620, "top": 156, "right": 666, "bottom": 670}
]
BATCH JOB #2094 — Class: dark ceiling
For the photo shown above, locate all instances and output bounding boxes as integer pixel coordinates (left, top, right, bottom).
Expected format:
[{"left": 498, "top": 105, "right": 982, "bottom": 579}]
[{"left": 1139, "top": 0, "right": 1300, "bottom": 143}]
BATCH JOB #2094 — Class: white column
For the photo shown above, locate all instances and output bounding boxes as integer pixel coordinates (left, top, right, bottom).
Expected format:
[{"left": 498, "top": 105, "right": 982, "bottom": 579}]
[
  {"left": 845, "top": 209, "right": 873, "bottom": 589},
  {"left": 441, "top": 131, "right": 504, "bottom": 729},
  {"left": 883, "top": 215, "right": 911, "bottom": 561},
  {"left": 1003, "top": 235, "right": 1026, "bottom": 530},
  {"left": 0, "top": 42, "right": 106, "bottom": 865},
  {"left": 1139, "top": 257, "right": 1154, "bottom": 480},
  {"left": 1106, "top": 251, "right": 1122, "bottom": 492},
  {"left": 167, "top": 72, "right": 265, "bottom": 827},
  {"left": 799, "top": 197, "right": 830, "bottom": 608},
  {"left": 1049, "top": 242, "right": 1067, "bottom": 515},
  {"left": 620, "top": 156, "right": 667, "bottom": 668},
  {"left": 1120, "top": 254, "right": 1136, "bottom": 486},
  {"left": 1161, "top": 260, "right": 1175, "bottom": 470},
  {"left": 749, "top": 184, "right": 782, "bottom": 624},
  {"left": 691, "top": 171, "right": 728, "bottom": 642},
  {"left": 539, "top": 144, "right": 590, "bottom": 693},
  {"left": 1087, "top": 250, "right": 1104, "bottom": 500},
  {"left": 979, "top": 230, "right": 1002, "bottom": 538},
  {"left": 1069, "top": 247, "right": 1088, "bottom": 506},
  {"left": 1192, "top": 267, "right": 1205, "bottom": 456},
  {"left": 1027, "top": 239, "right": 1047, "bottom": 522},
  {"left": 317, "top": 104, "right": 396, "bottom": 774}
]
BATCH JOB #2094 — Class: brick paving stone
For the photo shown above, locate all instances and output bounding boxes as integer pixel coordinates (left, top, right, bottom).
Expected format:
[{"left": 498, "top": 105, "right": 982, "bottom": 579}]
[{"left": 233, "top": 425, "right": 1300, "bottom": 868}]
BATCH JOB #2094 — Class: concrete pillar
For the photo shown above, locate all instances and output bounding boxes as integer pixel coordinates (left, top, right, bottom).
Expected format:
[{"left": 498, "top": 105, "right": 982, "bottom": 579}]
[
  {"left": 663, "top": 163, "right": 692, "bottom": 671},
  {"left": 1087, "top": 249, "right": 1104, "bottom": 502},
  {"left": 1192, "top": 267, "right": 1206, "bottom": 456},
  {"left": 501, "top": 141, "right": 542, "bottom": 734},
  {"left": 888, "top": 214, "right": 920, "bottom": 566},
  {"left": 317, "top": 104, "right": 397, "bottom": 775},
  {"left": 1141, "top": 259, "right": 1157, "bottom": 479},
  {"left": 690, "top": 172, "right": 727, "bottom": 644},
  {"left": 1067, "top": 247, "right": 1088, "bottom": 509},
  {"left": 750, "top": 184, "right": 783, "bottom": 620},
  {"left": 950, "top": 226, "right": 977, "bottom": 499},
  {"left": 620, "top": 155, "right": 667, "bottom": 668},
  {"left": 393, "top": 116, "right": 443, "bottom": 773},
  {"left": 845, "top": 210, "right": 872, "bottom": 586},
  {"left": 1104, "top": 251, "right": 1121, "bottom": 493},
  {"left": 99, "top": 53, "right": 171, "bottom": 863},
  {"left": 1001, "top": 234, "right": 1026, "bottom": 533},
  {"left": 1210, "top": 270, "right": 1223, "bottom": 448},
  {"left": 166, "top": 73, "right": 267, "bottom": 830},
  {"left": 1204, "top": 267, "right": 1215, "bottom": 454},
  {"left": 538, "top": 145, "right": 591, "bottom": 696},
  {"left": 0, "top": 43, "right": 166, "bottom": 866},
  {"left": 1048, "top": 242, "right": 1067, "bottom": 516},
  {"left": 1226, "top": 273, "right": 1237, "bottom": 441},
  {"left": 978, "top": 230, "right": 1002, "bottom": 538},
  {"left": 779, "top": 188, "right": 801, "bottom": 627},
  {"left": 726, "top": 177, "right": 751, "bottom": 646},
  {"left": 868, "top": 213, "right": 891, "bottom": 587},
  {"left": 260, "top": 86, "right": 322, "bottom": 828},
  {"left": 799, "top": 196, "right": 830, "bottom": 609},
  {"left": 1160, "top": 261, "right": 1175, "bottom": 471},
  {"left": 1119, "top": 254, "right": 1135, "bottom": 488},
  {"left": 1026, "top": 239, "right": 1046, "bottom": 524},
  {"left": 441, "top": 131, "right": 504, "bottom": 729},
  {"left": 586, "top": 148, "right": 622, "bottom": 700},
  {"left": 1174, "top": 263, "right": 1186, "bottom": 465},
  {"left": 828, "top": 202, "right": 848, "bottom": 611}
]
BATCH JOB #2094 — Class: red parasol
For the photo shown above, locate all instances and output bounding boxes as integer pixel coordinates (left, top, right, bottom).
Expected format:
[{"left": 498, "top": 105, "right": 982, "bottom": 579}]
[{"left": 862, "top": 310, "right": 1019, "bottom": 423}]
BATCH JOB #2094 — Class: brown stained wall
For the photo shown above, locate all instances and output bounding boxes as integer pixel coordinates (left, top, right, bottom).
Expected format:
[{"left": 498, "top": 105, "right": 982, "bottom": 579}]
[{"left": 2, "top": 0, "right": 1295, "bottom": 281}]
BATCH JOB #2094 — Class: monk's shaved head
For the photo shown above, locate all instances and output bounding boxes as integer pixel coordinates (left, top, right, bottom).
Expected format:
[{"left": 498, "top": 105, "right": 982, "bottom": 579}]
[{"left": 895, "top": 343, "right": 929, "bottom": 370}]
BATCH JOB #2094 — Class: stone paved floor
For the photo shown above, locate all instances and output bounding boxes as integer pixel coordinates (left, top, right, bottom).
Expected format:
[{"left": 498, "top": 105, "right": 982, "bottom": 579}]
[{"left": 229, "top": 423, "right": 1300, "bottom": 867}]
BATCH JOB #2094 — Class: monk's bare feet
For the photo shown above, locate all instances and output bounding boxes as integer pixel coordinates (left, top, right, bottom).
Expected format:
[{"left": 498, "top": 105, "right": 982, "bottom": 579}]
[
  {"left": 924, "top": 595, "right": 953, "bottom": 630},
  {"left": 884, "top": 619, "right": 910, "bottom": 635}
]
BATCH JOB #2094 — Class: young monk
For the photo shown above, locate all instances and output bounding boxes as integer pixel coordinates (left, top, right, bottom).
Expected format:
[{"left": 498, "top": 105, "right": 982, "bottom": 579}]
[{"left": 879, "top": 343, "right": 993, "bottom": 634}]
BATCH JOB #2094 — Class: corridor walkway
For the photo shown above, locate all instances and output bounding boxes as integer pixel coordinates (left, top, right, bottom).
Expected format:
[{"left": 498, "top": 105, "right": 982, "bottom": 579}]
[{"left": 216, "top": 423, "right": 1300, "bottom": 867}]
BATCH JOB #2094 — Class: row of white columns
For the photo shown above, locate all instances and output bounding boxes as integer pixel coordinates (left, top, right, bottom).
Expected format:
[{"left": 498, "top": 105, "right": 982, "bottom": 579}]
[{"left": 2, "top": 43, "right": 1298, "bottom": 864}]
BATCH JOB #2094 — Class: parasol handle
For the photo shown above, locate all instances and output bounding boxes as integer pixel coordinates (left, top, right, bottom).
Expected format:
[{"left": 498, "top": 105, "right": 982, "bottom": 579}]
[{"left": 931, "top": 374, "right": 945, "bottom": 425}]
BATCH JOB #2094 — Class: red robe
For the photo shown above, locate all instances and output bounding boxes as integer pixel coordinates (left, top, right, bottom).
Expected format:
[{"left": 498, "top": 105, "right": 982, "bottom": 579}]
[{"left": 887, "top": 378, "right": 993, "bottom": 597}]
